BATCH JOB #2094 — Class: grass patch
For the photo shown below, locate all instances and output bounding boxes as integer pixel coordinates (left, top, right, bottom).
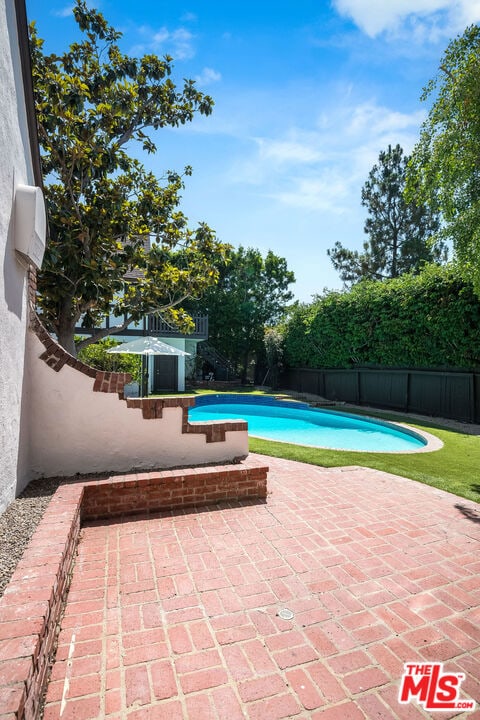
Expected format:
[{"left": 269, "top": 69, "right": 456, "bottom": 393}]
[
  {"left": 249, "top": 408, "right": 480, "bottom": 504},
  {"left": 150, "top": 386, "right": 276, "bottom": 398},
  {"left": 189, "top": 386, "right": 279, "bottom": 396}
]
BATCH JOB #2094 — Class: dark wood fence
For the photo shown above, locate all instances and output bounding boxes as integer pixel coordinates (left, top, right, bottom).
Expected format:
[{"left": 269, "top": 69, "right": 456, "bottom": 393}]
[{"left": 280, "top": 367, "right": 480, "bottom": 423}]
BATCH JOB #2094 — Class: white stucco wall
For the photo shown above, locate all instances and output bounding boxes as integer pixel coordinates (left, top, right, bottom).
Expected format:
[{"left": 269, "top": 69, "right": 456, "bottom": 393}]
[
  {"left": 28, "top": 333, "right": 248, "bottom": 478},
  {"left": 0, "top": 0, "right": 36, "bottom": 512}
]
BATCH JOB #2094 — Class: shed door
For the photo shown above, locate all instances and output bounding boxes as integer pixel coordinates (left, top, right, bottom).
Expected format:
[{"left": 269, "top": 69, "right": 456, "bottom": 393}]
[{"left": 153, "top": 356, "right": 178, "bottom": 392}]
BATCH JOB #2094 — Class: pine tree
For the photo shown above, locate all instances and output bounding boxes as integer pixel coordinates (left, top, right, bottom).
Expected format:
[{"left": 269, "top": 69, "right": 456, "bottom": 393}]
[{"left": 328, "top": 144, "right": 445, "bottom": 286}]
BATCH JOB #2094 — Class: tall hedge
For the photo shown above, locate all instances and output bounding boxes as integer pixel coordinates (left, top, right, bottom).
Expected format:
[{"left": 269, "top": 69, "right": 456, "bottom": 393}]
[{"left": 282, "top": 264, "right": 480, "bottom": 369}]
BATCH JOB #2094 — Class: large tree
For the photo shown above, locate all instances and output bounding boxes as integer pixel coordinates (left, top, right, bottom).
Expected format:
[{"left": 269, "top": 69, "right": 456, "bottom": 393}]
[
  {"left": 194, "top": 246, "right": 295, "bottom": 383},
  {"left": 328, "top": 144, "right": 444, "bottom": 286},
  {"left": 406, "top": 25, "right": 480, "bottom": 296},
  {"left": 30, "top": 1, "right": 227, "bottom": 355}
]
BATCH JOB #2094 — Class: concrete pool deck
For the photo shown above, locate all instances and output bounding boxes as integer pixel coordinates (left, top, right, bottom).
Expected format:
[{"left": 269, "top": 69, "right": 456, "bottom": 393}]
[{"left": 40, "top": 454, "right": 480, "bottom": 719}]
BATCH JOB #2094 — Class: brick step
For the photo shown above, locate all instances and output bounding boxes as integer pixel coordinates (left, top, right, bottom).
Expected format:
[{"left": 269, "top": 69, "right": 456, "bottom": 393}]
[{"left": 81, "top": 458, "right": 268, "bottom": 520}]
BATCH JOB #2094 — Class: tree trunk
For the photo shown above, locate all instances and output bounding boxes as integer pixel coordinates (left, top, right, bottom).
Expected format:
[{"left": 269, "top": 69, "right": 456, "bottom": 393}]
[
  {"left": 391, "top": 224, "right": 399, "bottom": 278},
  {"left": 56, "top": 322, "right": 78, "bottom": 356},
  {"left": 56, "top": 298, "right": 79, "bottom": 357},
  {"left": 55, "top": 298, "right": 134, "bottom": 356},
  {"left": 241, "top": 349, "right": 250, "bottom": 384}
]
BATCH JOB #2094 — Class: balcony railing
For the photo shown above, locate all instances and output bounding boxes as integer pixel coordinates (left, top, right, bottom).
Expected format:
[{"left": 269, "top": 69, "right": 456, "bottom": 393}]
[
  {"left": 75, "top": 313, "right": 208, "bottom": 340},
  {"left": 148, "top": 314, "right": 208, "bottom": 339}
]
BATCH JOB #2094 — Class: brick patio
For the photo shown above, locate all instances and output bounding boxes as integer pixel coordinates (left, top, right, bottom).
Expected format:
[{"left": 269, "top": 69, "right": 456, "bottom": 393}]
[{"left": 42, "top": 455, "right": 480, "bottom": 719}]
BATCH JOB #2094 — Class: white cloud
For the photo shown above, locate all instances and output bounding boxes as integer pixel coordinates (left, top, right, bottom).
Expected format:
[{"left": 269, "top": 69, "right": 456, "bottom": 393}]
[
  {"left": 180, "top": 12, "right": 197, "bottom": 23},
  {"left": 256, "top": 135, "right": 324, "bottom": 165},
  {"left": 346, "top": 103, "right": 425, "bottom": 138},
  {"left": 272, "top": 175, "right": 351, "bottom": 212},
  {"left": 228, "top": 99, "right": 425, "bottom": 213},
  {"left": 463, "top": 0, "right": 480, "bottom": 23},
  {"left": 52, "top": 5, "right": 74, "bottom": 18},
  {"left": 131, "top": 25, "right": 195, "bottom": 60},
  {"left": 333, "top": 0, "right": 480, "bottom": 38},
  {"left": 228, "top": 130, "right": 324, "bottom": 186},
  {"left": 168, "top": 28, "right": 195, "bottom": 60},
  {"left": 195, "top": 67, "right": 222, "bottom": 86}
]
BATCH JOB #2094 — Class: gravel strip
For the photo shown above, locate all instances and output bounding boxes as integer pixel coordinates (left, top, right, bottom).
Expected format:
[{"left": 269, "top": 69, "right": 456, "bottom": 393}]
[{"left": 0, "top": 477, "right": 63, "bottom": 597}]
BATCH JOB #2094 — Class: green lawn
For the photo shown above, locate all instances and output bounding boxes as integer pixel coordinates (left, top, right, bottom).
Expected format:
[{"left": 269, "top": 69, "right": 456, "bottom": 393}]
[
  {"left": 249, "top": 409, "right": 480, "bottom": 504},
  {"left": 149, "top": 387, "right": 275, "bottom": 398}
]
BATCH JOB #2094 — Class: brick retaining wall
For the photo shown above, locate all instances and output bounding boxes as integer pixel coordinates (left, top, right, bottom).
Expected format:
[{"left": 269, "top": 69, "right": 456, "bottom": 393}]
[
  {"left": 81, "top": 461, "right": 268, "bottom": 520},
  {"left": 0, "top": 484, "right": 83, "bottom": 720}
]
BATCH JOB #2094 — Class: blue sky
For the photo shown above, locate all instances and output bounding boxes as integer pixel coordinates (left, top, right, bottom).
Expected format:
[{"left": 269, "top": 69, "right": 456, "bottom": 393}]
[{"left": 26, "top": 0, "right": 480, "bottom": 301}]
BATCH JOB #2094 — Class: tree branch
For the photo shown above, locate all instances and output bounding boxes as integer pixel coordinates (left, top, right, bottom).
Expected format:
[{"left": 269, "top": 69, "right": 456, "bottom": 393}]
[
  {"left": 75, "top": 315, "right": 134, "bottom": 351},
  {"left": 439, "top": 64, "right": 455, "bottom": 81}
]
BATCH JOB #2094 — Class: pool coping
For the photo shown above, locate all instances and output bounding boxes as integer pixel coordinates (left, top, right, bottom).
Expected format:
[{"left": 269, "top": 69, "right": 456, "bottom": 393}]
[{"left": 0, "top": 457, "right": 269, "bottom": 720}]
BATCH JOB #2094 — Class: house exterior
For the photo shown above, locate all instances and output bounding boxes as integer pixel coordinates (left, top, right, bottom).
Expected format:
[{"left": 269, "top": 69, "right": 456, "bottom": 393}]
[
  {"left": 73, "top": 236, "right": 209, "bottom": 393},
  {"left": 75, "top": 313, "right": 209, "bottom": 393},
  {"left": 0, "top": 0, "right": 45, "bottom": 513}
]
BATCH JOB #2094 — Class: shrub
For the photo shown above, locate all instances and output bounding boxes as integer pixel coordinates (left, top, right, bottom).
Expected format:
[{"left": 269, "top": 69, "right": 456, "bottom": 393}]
[
  {"left": 282, "top": 264, "right": 480, "bottom": 369},
  {"left": 77, "top": 337, "right": 142, "bottom": 382}
]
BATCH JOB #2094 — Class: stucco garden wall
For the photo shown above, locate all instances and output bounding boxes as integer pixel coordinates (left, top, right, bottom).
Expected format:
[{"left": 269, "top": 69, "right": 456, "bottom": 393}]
[
  {"left": 0, "top": 0, "right": 37, "bottom": 512},
  {"left": 28, "top": 329, "right": 248, "bottom": 478},
  {"left": 0, "top": 0, "right": 249, "bottom": 504}
]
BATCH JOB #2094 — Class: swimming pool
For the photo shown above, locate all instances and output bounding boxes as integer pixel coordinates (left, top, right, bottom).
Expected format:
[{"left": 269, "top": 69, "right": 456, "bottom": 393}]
[{"left": 189, "top": 395, "right": 429, "bottom": 452}]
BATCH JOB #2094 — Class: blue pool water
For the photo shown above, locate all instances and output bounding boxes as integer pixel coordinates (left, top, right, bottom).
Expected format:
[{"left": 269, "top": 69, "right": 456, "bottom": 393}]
[{"left": 189, "top": 395, "right": 427, "bottom": 452}]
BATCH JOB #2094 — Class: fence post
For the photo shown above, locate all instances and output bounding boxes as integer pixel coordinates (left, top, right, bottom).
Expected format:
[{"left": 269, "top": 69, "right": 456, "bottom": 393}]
[
  {"left": 405, "top": 371, "right": 411, "bottom": 412},
  {"left": 469, "top": 373, "right": 475, "bottom": 423}
]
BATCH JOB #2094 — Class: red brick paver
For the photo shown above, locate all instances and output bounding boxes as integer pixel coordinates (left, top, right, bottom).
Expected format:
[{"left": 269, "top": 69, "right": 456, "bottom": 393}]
[{"left": 43, "top": 456, "right": 480, "bottom": 719}]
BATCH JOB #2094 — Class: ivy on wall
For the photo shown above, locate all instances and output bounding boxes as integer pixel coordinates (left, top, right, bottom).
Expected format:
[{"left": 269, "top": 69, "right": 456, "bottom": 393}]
[{"left": 282, "top": 265, "right": 480, "bottom": 370}]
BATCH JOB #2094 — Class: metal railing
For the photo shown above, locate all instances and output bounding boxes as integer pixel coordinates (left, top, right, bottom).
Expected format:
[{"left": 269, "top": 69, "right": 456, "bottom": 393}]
[
  {"left": 148, "top": 314, "right": 208, "bottom": 339},
  {"left": 197, "top": 341, "right": 238, "bottom": 380},
  {"left": 75, "top": 313, "right": 208, "bottom": 339}
]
